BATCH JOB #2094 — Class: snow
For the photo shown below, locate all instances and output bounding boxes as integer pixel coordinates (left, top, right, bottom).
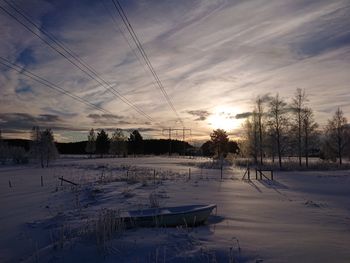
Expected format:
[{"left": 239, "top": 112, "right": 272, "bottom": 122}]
[{"left": 0, "top": 156, "right": 350, "bottom": 262}]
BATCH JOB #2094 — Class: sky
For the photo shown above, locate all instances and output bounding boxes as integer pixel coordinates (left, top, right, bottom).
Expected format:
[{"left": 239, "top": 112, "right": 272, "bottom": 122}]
[{"left": 0, "top": 0, "right": 349, "bottom": 143}]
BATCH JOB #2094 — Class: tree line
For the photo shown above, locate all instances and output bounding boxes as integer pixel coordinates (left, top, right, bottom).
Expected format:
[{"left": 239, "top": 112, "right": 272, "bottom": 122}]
[
  {"left": 240, "top": 88, "right": 350, "bottom": 168},
  {"left": 0, "top": 127, "right": 195, "bottom": 166},
  {"left": 84, "top": 128, "right": 194, "bottom": 157}
]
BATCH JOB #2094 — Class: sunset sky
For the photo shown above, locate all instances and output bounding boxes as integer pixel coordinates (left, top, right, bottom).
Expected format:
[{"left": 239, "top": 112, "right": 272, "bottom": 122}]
[{"left": 0, "top": 0, "right": 349, "bottom": 143}]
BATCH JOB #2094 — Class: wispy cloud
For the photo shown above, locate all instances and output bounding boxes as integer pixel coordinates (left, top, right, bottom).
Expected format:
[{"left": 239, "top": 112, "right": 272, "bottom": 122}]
[
  {"left": 235, "top": 112, "right": 252, "bottom": 119},
  {"left": 186, "top": 110, "right": 211, "bottom": 121},
  {"left": 0, "top": 0, "right": 349, "bottom": 141}
]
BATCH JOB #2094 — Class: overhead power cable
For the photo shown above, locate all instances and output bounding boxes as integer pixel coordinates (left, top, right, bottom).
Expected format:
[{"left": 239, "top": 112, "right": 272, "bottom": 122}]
[
  {"left": 0, "top": 57, "right": 113, "bottom": 115},
  {"left": 111, "top": 0, "right": 184, "bottom": 127},
  {"left": 0, "top": 1, "right": 154, "bottom": 122},
  {"left": 101, "top": 0, "right": 166, "bottom": 100}
]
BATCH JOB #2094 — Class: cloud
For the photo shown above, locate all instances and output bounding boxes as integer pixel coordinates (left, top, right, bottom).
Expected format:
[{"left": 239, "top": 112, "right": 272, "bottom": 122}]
[
  {"left": 87, "top": 113, "right": 124, "bottom": 120},
  {"left": 0, "top": 0, "right": 349, "bottom": 141},
  {"left": 235, "top": 112, "right": 252, "bottom": 119},
  {"left": 16, "top": 47, "right": 37, "bottom": 66},
  {"left": 15, "top": 85, "right": 33, "bottom": 94},
  {"left": 0, "top": 112, "right": 68, "bottom": 132},
  {"left": 186, "top": 110, "right": 210, "bottom": 121}
]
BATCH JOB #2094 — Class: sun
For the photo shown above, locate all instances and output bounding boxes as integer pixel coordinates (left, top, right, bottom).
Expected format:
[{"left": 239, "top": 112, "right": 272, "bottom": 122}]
[{"left": 207, "top": 107, "right": 242, "bottom": 131}]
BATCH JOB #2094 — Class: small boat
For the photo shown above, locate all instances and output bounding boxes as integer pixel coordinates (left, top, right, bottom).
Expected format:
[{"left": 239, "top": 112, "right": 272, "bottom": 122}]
[{"left": 120, "top": 204, "right": 217, "bottom": 228}]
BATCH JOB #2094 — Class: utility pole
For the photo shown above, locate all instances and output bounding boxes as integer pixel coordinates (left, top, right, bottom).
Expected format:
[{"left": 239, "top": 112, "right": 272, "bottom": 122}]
[
  {"left": 162, "top": 128, "right": 172, "bottom": 156},
  {"left": 162, "top": 127, "right": 191, "bottom": 156}
]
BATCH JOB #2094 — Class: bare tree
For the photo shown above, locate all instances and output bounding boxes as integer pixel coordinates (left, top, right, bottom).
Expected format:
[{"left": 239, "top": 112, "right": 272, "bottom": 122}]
[
  {"left": 266, "top": 125, "right": 277, "bottom": 163},
  {"left": 268, "top": 94, "right": 289, "bottom": 168},
  {"left": 109, "top": 129, "right": 127, "bottom": 157},
  {"left": 30, "top": 126, "right": 43, "bottom": 167},
  {"left": 41, "top": 129, "right": 58, "bottom": 167},
  {"left": 255, "top": 96, "right": 265, "bottom": 165},
  {"left": 30, "top": 127, "right": 58, "bottom": 167},
  {"left": 325, "top": 108, "right": 348, "bottom": 165},
  {"left": 291, "top": 88, "right": 308, "bottom": 166},
  {"left": 302, "top": 107, "right": 318, "bottom": 167},
  {"left": 243, "top": 111, "right": 259, "bottom": 163},
  {"left": 85, "top": 128, "right": 96, "bottom": 158}
]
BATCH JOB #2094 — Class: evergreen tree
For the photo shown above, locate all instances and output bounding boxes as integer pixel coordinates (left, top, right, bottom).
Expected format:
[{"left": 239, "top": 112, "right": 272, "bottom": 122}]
[
  {"left": 210, "top": 129, "right": 229, "bottom": 159},
  {"left": 128, "top": 130, "right": 143, "bottom": 155},
  {"left": 200, "top": 140, "right": 214, "bottom": 157},
  {"left": 227, "top": 141, "right": 240, "bottom": 155},
  {"left": 96, "top": 130, "right": 110, "bottom": 157}
]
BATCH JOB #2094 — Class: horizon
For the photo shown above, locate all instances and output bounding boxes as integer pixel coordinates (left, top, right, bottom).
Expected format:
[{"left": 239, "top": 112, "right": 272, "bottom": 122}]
[{"left": 1, "top": 0, "right": 350, "bottom": 143}]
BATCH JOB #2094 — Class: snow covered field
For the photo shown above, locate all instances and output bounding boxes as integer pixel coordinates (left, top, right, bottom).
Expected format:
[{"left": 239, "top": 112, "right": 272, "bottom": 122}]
[{"left": 0, "top": 156, "right": 349, "bottom": 262}]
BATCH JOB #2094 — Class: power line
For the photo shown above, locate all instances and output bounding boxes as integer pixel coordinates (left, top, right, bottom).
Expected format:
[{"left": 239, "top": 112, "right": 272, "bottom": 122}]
[
  {"left": 111, "top": 0, "right": 184, "bottom": 127},
  {"left": 0, "top": 57, "right": 112, "bottom": 115},
  {"left": 162, "top": 127, "right": 191, "bottom": 155},
  {"left": 101, "top": 0, "right": 147, "bottom": 74},
  {"left": 101, "top": 0, "right": 169, "bottom": 101},
  {"left": 114, "top": 0, "right": 183, "bottom": 125},
  {"left": 0, "top": 1, "right": 154, "bottom": 122},
  {"left": 0, "top": 57, "right": 169, "bottom": 132}
]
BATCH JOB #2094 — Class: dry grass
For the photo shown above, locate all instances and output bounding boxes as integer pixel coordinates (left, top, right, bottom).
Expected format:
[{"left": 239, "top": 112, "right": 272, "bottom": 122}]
[
  {"left": 95, "top": 209, "right": 125, "bottom": 252},
  {"left": 149, "top": 192, "right": 160, "bottom": 208},
  {"left": 234, "top": 157, "right": 350, "bottom": 171}
]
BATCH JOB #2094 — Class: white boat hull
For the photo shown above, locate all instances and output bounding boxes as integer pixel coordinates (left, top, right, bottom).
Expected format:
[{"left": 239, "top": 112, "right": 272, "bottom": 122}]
[{"left": 120, "top": 204, "right": 217, "bottom": 228}]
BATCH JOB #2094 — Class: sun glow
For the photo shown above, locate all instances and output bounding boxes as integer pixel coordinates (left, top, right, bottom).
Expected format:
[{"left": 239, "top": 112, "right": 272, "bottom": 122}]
[{"left": 207, "top": 107, "right": 243, "bottom": 131}]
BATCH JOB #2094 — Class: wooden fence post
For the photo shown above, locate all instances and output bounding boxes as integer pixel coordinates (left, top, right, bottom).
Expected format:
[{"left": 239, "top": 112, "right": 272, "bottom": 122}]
[
  {"left": 153, "top": 169, "right": 156, "bottom": 185},
  {"left": 8, "top": 180, "right": 12, "bottom": 188},
  {"left": 188, "top": 168, "right": 191, "bottom": 180},
  {"left": 41, "top": 176, "right": 43, "bottom": 187}
]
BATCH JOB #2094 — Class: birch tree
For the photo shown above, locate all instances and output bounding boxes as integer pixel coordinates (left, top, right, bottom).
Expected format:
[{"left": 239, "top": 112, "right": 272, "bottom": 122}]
[
  {"left": 85, "top": 128, "right": 96, "bottom": 158},
  {"left": 291, "top": 88, "right": 307, "bottom": 166},
  {"left": 255, "top": 96, "right": 265, "bottom": 165},
  {"left": 243, "top": 111, "right": 259, "bottom": 163},
  {"left": 325, "top": 108, "right": 348, "bottom": 165},
  {"left": 109, "top": 129, "right": 127, "bottom": 157},
  {"left": 41, "top": 129, "right": 58, "bottom": 167},
  {"left": 268, "top": 94, "right": 289, "bottom": 168},
  {"left": 302, "top": 107, "right": 318, "bottom": 167}
]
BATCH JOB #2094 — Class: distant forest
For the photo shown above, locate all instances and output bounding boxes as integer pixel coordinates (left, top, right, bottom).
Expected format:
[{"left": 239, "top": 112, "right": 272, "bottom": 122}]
[{"left": 2, "top": 138, "right": 194, "bottom": 156}]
